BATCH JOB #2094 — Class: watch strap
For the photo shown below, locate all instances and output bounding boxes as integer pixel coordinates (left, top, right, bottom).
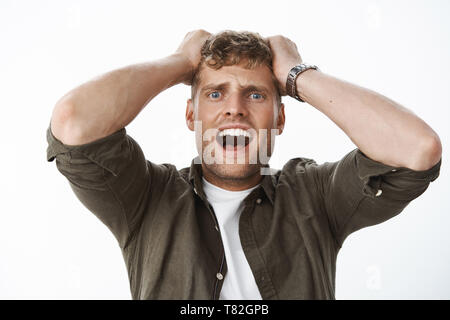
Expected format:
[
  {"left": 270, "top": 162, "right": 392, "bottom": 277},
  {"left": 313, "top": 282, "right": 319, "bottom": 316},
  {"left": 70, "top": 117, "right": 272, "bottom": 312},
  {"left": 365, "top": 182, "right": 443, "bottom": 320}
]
[{"left": 286, "top": 63, "right": 318, "bottom": 102}]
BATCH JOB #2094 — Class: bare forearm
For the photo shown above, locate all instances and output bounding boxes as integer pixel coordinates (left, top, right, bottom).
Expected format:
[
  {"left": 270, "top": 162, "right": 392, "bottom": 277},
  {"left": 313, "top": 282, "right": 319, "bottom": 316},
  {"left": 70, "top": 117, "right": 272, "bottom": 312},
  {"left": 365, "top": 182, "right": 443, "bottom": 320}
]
[
  {"left": 51, "top": 53, "right": 190, "bottom": 145},
  {"left": 296, "top": 70, "right": 442, "bottom": 170}
]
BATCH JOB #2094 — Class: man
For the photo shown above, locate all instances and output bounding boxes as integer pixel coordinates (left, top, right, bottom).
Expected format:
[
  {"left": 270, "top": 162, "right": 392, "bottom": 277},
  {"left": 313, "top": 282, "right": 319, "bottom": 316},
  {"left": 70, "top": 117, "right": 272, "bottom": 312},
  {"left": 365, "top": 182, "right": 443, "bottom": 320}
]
[{"left": 47, "top": 29, "right": 442, "bottom": 299}]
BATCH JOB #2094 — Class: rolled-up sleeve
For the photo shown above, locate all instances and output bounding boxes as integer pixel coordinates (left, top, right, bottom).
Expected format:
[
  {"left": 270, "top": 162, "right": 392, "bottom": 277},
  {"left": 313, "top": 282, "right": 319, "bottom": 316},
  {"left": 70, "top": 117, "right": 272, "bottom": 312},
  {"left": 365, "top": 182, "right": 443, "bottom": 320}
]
[
  {"left": 312, "top": 148, "right": 441, "bottom": 248},
  {"left": 46, "top": 123, "right": 153, "bottom": 249}
]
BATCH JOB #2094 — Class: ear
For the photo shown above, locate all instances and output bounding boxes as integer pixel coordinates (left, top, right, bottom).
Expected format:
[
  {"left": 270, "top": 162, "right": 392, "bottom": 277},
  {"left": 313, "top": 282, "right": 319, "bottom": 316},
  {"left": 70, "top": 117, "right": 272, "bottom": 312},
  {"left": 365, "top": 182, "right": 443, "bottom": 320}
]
[
  {"left": 186, "top": 98, "right": 195, "bottom": 131},
  {"left": 276, "top": 103, "right": 285, "bottom": 135}
]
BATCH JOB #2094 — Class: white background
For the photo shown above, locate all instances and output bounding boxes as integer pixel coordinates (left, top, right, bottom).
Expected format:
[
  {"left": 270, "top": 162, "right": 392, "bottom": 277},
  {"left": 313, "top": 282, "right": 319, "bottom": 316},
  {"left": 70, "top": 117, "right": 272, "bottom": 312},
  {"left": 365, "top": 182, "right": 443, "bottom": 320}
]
[{"left": 1, "top": 0, "right": 449, "bottom": 299}]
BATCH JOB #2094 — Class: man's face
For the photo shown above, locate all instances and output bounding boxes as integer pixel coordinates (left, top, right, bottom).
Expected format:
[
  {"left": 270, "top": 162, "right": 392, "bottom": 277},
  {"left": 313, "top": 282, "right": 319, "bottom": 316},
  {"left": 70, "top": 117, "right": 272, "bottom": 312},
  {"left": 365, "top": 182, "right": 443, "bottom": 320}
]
[{"left": 186, "top": 61, "right": 285, "bottom": 187}]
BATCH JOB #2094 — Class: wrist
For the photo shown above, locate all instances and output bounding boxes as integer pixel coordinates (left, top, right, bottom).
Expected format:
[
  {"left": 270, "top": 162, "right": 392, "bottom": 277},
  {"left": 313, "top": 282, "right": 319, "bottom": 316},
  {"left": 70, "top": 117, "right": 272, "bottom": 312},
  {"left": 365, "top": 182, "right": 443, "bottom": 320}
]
[
  {"left": 285, "top": 63, "right": 319, "bottom": 102},
  {"left": 169, "top": 53, "right": 196, "bottom": 86},
  {"left": 295, "top": 68, "right": 318, "bottom": 102}
]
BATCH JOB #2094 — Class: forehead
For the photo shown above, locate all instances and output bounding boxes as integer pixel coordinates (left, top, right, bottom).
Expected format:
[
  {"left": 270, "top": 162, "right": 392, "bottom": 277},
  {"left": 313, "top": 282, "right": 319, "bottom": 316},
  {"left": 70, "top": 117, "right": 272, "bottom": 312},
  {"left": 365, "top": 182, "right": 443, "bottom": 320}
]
[{"left": 197, "top": 63, "right": 276, "bottom": 92}]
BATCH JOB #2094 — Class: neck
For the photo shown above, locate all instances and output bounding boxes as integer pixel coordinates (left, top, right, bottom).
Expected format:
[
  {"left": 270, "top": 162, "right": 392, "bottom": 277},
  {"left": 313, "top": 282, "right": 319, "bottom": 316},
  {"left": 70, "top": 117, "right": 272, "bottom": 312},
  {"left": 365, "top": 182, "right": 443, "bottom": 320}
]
[{"left": 201, "top": 165, "right": 263, "bottom": 191}]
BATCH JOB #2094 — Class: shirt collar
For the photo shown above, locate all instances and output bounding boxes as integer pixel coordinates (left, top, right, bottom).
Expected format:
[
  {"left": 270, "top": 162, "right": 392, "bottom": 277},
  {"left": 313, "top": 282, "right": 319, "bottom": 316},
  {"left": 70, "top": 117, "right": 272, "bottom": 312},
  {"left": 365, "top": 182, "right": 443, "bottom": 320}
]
[{"left": 188, "top": 157, "right": 276, "bottom": 205}]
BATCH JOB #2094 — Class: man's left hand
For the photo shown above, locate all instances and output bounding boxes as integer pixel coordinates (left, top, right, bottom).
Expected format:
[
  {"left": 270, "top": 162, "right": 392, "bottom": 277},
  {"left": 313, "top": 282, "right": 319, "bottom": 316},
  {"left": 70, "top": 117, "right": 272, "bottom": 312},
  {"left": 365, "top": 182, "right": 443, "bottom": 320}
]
[{"left": 266, "top": 35, "right": 303, "bottom": 96}]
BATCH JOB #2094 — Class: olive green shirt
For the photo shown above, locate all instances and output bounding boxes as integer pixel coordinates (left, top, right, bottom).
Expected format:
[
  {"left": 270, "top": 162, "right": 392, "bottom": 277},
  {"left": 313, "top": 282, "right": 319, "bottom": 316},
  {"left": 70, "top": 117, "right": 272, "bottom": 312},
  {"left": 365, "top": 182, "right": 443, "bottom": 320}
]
[{"left": 46, "top": 124, "right": 441, "bottom": 299}]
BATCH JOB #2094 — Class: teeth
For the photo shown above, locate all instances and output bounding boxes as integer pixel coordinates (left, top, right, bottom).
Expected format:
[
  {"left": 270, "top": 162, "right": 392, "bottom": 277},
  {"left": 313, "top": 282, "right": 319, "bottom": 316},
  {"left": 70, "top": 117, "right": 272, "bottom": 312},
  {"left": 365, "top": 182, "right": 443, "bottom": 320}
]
[{"left": 218, "top": 128, "right": 251, "bottom": 137}]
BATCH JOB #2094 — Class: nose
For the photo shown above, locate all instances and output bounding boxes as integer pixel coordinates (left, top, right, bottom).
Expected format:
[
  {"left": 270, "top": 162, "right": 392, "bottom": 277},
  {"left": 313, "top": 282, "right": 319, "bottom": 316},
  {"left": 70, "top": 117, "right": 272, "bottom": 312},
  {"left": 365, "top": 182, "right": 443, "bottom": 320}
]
[{"left": 223, "top": 93, "right": 247, "bottom": 118}]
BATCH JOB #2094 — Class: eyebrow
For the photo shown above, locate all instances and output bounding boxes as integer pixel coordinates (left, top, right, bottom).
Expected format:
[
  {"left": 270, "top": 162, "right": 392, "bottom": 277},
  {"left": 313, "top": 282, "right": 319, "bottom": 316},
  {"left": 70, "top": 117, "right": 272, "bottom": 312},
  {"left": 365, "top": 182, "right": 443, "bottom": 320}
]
[{"left": 200, "top": 82, "right": 271, "bottom": 94}]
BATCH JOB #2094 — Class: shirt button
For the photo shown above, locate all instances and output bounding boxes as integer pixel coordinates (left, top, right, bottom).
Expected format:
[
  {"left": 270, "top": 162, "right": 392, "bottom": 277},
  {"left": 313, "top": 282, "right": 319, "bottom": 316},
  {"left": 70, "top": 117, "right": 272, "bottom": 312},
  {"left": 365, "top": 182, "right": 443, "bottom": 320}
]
[
  {"left": 375, "top": 189, "right": 382, "bottom": 197},
  {"left": 391, "top": 169, "right": 397, "bottom": 172},
  {"left": 216, "top": 273, "right": 224, "bottom": 280},
  {"left": 256, "top": 198, "right": 262, "bottom": 204},
  {"left": 193, "top": 187, "right": 198, "bottom": 195}
]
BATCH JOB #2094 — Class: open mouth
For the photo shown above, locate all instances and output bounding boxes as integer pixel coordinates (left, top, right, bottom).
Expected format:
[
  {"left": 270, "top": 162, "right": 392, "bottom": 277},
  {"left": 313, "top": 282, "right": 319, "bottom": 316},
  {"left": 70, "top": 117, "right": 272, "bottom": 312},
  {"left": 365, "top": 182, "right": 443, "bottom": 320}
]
[{"left": 216, "top": 128, "right": 253, "bottom": 150}]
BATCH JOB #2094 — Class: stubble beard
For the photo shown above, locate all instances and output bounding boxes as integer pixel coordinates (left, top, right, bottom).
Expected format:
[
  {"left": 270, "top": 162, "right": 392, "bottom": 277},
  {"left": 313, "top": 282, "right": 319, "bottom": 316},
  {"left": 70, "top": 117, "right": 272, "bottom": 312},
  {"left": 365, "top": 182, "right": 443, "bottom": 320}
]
[
  {"left": 201, "top": 161, "right": 261, "bottom": 185},
  {"left": 199, "top": 133, "right": 274, "bottom": 183}
]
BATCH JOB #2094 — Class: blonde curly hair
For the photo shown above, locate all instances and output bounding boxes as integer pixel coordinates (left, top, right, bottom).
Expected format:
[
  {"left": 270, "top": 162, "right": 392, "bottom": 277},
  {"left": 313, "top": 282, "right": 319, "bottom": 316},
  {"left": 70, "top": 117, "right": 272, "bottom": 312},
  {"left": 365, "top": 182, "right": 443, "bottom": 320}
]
[{"left": 191, "top": 30, "right": 282, "bottom": 106}]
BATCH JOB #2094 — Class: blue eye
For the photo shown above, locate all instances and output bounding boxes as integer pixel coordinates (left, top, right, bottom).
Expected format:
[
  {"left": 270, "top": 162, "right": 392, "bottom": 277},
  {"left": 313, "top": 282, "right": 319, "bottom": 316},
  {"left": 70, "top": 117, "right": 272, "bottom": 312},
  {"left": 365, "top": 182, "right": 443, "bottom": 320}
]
[
  {"left": 209, "top": 91, "right": 221, "bottom": 99},
  {"left": 251, "top": 93, "right": 263, "bottom": 99}
]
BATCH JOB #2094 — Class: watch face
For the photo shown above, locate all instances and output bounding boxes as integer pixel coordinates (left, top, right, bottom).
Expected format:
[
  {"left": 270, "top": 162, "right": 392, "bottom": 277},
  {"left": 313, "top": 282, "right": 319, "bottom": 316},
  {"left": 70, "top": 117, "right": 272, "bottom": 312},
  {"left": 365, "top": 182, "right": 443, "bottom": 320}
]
[{"left": 289, "top": 66, "right": 302, "bottom": 77}]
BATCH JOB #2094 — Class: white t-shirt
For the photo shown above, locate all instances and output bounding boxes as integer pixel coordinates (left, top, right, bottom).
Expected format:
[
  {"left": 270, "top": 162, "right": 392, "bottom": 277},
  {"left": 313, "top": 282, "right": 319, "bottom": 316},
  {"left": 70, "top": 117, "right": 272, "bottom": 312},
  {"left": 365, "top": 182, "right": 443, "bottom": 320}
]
[{"left": 202, "top": 177, "right": 263, "bottom": 300}]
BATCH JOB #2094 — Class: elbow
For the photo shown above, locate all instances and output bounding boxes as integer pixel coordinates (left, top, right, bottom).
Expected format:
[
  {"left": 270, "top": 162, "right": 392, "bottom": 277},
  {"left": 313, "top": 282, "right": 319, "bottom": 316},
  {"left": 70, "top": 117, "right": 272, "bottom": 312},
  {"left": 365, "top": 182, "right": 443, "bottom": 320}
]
[
  {"left": 410, "top": 134, "right": 442, "bottom": 171},
  {"left": 425, "top": 134, "right": 442, "bottom": 166},
  {"left": 52, "top": 98, "right": 76, "bottom": 124},
  {"left": 50, "top": 100, "right": 81, "bottom": 145}
]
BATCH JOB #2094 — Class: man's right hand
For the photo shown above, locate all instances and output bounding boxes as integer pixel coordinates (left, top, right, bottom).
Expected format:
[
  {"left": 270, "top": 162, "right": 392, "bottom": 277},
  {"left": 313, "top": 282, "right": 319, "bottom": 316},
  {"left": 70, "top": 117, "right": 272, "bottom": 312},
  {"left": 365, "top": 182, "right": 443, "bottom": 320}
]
[{"left": 175, "top": 29, "right": 212, "bottom": 85}]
